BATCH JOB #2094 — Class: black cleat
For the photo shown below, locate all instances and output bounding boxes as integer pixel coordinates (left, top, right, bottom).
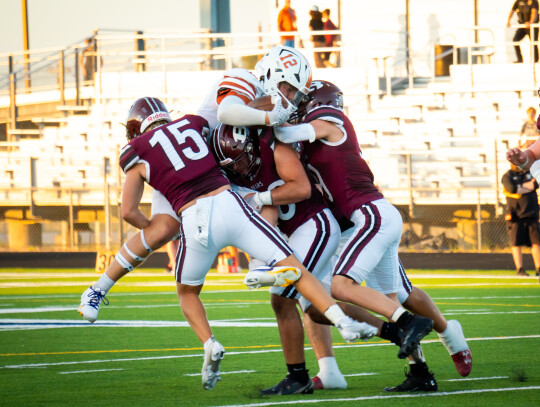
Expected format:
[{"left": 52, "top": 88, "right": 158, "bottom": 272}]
[
  {"left": 384, "top": 369, "right": 438, "bottom": 392},
  {"left": 517, "top": 268, "right": 529, "bottom": 277},
  {"left": 398, "top": 316, "right": 433, "bottom": 359},
  {"left": 260, "top": 375, "right": 314, "bottom": 396}
]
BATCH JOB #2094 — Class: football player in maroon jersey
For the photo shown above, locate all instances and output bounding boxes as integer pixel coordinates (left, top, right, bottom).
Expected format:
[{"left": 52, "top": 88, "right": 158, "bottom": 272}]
[
  {"left": 79, "top": 96, "right": 381, "bottom": 391},
  {"left": 211, "top": 123, "right": 426, "bottom": 394},
  {"left": 277, "top": 80, "right": 472, "bottom": 390}
]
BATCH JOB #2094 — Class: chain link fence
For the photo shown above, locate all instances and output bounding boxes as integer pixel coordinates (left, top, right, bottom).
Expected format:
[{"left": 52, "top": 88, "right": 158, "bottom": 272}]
[{"left": 0, "top": 184, "right": 514, "bottom": 254}]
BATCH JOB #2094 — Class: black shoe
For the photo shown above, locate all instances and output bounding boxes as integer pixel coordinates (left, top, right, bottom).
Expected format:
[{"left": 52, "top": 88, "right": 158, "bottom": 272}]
[
  {"left": 384, "top": 369, "right": 438, "bottom": 392},
  {"left": 260, "top": 375, "right": 314, "bottom": 396},
  {"left": 535, "top": 269, "right": 540, "bottom": 277},
  {"left": 517, "top": 268, "right": 529, "bottom": 277},
  {"left": 398, "top": 316, "right": 434, "bottom": 359}
]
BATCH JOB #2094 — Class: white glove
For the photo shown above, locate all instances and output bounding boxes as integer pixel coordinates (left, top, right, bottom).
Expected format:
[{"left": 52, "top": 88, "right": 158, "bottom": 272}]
[
  {"left": 244, "top": 191, "right": 272, "bottom": 213},
  {"left": 267, "top": 95, "right": 295, "bottom": 127}
]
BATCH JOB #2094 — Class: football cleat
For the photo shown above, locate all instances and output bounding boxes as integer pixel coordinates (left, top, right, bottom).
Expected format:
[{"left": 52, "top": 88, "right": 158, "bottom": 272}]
[
  {"left": 384, "top": 369, "right": 438, "bottom": 392},
  {"left": 516, "top": 268, "right": 529, "bottom": 277},
  {"left": 335, "top": 316, "right": 378, "bottom": 343},
  {"left": 451, "top": 350, "right": 473, "bottom": 377},
  {"left": 260, "top": 375, "right": 314, "bottom": 395},
  {"left": 398, "top": 315, "right": 434, "bottom": 359},
  {"left": 312, "top": 373, "right": 347, "bottom": 390},
  {"left": 438, "top": 320, "right": 472, "bottom": 376},
  {"left": 78, "top": 286, "right": 109, "bottom": 323},
  {"left": 202, "top": 337, "right": 225, "bottom": 390},
  {"left": 243, "top": 265, "right": 301, "bottom": 290}
]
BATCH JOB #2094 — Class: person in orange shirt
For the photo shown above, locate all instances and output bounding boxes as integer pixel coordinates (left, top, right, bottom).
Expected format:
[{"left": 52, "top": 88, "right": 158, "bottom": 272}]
[{"left": 278, "top": 0, "right": 297, "bottom": 48}]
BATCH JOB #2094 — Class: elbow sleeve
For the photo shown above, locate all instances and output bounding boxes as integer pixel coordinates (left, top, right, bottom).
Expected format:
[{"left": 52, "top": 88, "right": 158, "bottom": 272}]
[
  {"left": 217, "top": 99, "right": 267, "bottom": 126},
  {"left": 274, "top": 124, "right": 316, "bottom": 144}
]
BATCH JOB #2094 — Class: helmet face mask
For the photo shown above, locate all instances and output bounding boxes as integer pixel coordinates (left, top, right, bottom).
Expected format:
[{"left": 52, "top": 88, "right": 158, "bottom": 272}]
[
  {"left": 210, "top": 124, "right": 261, "bottom": 181},
  {"left": 289, "top": 80, "right": 343, "bottom": 124},
  {"left": 255, "top": 45, "right": 312, "bottom": 108},
  {"left": 125, "top": 97, "right": 172, "bottom": 141}
]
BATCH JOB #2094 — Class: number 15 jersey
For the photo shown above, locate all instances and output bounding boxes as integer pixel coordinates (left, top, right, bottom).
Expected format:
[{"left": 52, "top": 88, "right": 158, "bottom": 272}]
[{"left": 119, "top": 114, "right": 228, "bottom": 213}]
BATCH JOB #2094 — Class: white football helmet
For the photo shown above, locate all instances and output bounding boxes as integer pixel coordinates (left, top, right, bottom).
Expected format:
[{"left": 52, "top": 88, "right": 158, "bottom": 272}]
[{"left": 255, "top": 45, "right": 312, "bottom": 108}]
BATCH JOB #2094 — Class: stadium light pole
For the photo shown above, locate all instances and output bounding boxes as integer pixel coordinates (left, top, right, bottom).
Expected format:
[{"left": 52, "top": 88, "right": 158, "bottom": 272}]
[{"left": 21, "top": 0, "right": 31, "bottom": 90}]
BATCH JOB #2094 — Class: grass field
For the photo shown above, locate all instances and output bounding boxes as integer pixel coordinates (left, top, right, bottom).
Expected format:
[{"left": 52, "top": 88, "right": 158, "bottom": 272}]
[{"left": 0, "top": 268, "right": 539, "bottom": 406}]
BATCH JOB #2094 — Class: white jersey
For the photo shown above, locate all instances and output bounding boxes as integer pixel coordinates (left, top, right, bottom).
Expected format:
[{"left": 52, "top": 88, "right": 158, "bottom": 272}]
[{"left": 197, "top": 68, "right": 265, "bottom": 132}]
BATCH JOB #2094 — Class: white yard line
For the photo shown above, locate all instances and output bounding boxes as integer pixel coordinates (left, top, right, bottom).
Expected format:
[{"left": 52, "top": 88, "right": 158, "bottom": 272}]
[
  {"left": 210, "top": 386, "right": 540, "bottom": 407},
  {"left": 2, "top": 334, "right": 538, "bottom": 370},
  {"left": 445, "top": 375, "right": 509, "bottom": 382},
  {"left": 58, "top": 368, "right": 124, "bottom": 374},
  {"left": 184, "top": 370, "right": 257, "bottom": 377}
]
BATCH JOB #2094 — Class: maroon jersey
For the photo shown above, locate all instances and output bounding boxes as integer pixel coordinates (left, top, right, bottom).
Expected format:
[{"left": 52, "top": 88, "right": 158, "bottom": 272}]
[
  {"left": 235, "top": 127, "right": 327, "bottom": 236},
  {"left": 301, "top": 106, "right": 383, "bottom": 219},
  {"left": 119, "top": 114, "right": 228, "bottom": 212}
]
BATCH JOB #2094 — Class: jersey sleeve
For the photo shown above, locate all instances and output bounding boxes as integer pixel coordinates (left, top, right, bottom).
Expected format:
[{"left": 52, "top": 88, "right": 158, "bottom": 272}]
[
  {"left": 216, "top": 75, "right": 258, "bottom": 105},
  {"left": 303, "top": 106, "right": 345, "bottom": 127},
  {"left": 119, "top": 144, "right": 140, "bottom": 173}
]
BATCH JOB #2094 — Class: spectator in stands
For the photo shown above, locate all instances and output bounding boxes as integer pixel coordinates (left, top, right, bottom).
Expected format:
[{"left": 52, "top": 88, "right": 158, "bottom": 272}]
[
  {"left": 278, "top": 0, "right": 297, "bottom": 48},
  {"left": 506, "top": 0, "right": 539, "bottom": 63},
  {"left": 309, "top": 6, "right": 325, "bottom": 68},
  {"left": 321, "top": 8, "right": 338, "bottom": 68},
  {"left": 501, "top": 163, "right": 540, "bottom": 276},
  {"left": 80, "top": 36, "right": 102, "bottom": 83},
  {"left": 520, "top": 107, "right": 540, "bottom": 147}
]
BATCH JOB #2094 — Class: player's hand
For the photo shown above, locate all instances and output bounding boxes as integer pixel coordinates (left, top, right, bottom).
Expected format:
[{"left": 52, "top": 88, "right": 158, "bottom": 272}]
[
  {"left": 267, "top": 95, "right": 295, "bottom": 127},
  {"left": 506, "top": 148, "right": 527, "bottom": 166},
  {"left": 244, "top": 192, "right": 263, "bottom": 212}
]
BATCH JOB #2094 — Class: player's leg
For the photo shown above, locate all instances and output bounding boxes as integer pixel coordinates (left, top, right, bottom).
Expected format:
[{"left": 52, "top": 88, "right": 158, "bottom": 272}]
[
  {"left": 331, "top": 201, "right": 433, "bottom": 359},
  {"left": 225, "top": 190, "right": 377, "bottom": 344},
  {"left": 392, "top": 260, "right": 471, "bottom": 378},
  {"left": 78, "top": 213, "right": 179, "bottom": 322},
  {"left": 288, "top": 211, "right": 346, "bottom": 390},
  {"left": 174, "top": 202, "right": 226, "bottom": 390}
]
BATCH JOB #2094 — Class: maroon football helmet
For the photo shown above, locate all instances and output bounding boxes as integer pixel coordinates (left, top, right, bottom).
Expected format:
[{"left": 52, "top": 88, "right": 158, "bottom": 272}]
[
  {"left": 210, "top": 123, "right": 261, "bottom": 181},
  {"left": 125, "top": 97, "right": 171, "bottom": 141},
  {"left": 289, "top": 80, "right": 343, "bottom": 124}
]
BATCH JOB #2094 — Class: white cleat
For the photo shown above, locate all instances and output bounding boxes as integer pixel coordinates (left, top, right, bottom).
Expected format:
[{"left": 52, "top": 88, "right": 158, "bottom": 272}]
[
  {"left": 335, "top": 316, "right": 378, "bottom": 343},
  {"left": 243, "top": 265, "right": 301, "bottom": 289},
  {"left": 78, "top": 286, "right": 108, "bottom": 323},
  {"left": 202, "top": 337, "right": 225, "bottom": 390}
]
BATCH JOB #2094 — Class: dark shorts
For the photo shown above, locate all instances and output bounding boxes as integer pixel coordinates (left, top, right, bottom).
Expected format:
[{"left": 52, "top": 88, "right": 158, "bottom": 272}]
[{"left": 506, "top": 218, "right": 540, "bottom": 246}]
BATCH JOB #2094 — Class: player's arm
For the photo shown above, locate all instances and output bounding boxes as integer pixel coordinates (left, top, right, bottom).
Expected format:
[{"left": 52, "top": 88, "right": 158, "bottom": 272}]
[
  {"left": 218, "top": 92, "right": 291, "bottom": 127},
  {"left": 271, "top": 141, "right": 311, "bottom": 205},
  {"left": 121, "top": 164, "right": 151, "bottom": 229},
  {"left": 274, "top": 119, "right": 344, "bottom": 143}
]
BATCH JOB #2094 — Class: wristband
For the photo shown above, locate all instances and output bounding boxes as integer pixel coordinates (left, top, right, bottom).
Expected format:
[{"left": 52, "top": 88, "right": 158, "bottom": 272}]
[
  {"left": 258, "top": 190, "right": 273, "bottom": 205},
  {"left": 518, "top": 153, "right": 530, "bottom": 170}
]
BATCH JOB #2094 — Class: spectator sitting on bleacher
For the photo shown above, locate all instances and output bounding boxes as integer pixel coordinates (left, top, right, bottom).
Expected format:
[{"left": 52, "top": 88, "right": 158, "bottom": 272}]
[{"left": 520, "top": 107, "right": 540, "bottom": 147}]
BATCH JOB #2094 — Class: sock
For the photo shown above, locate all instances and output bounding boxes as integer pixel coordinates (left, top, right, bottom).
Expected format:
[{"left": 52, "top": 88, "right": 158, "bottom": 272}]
[
  {"left": 409, "top": 361, "right": 430, "bottom": 377},
  {"left": 380, "top": 321, "right": 402, "bottom": 345},
  {"left": 391, "top": 306, "right": 407, "bottom": 322},
  {"left": 93, "top": 273, "right": 115, "bottom": 294},
  {"left": 318, "top": 356, "right": 339, "bottom": 376},
  {"left": 287, "top": 362, "right": 309, "bottom": 384},
  {"left": 248, "top": 258, "right": 265, "bottom": 272},
  {"left": 395, "top": 311, "right": 415, "bottom": 329},
  {"left": 324, "top": 304, "right": 346, "bottom": 325}
]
